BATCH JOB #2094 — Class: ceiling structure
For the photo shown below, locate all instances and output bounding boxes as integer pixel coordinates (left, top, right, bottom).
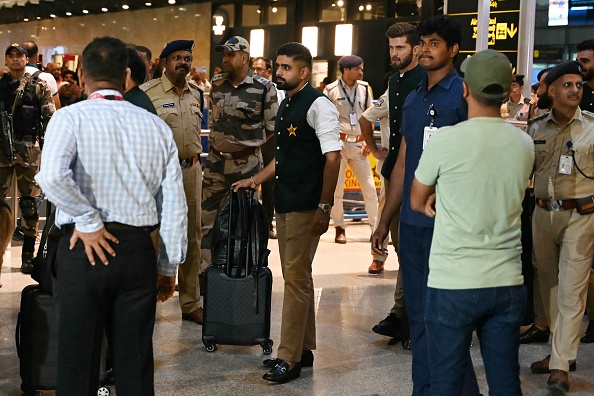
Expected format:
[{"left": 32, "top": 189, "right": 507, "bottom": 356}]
[{"left": 0, "top": 0, "right": 209, "bottom": 25}]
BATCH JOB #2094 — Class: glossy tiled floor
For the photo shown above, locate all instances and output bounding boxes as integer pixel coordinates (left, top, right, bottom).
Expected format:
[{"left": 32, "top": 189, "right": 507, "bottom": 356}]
[{"left": 1, "top": 220, "right": 593, "bottom": 395}]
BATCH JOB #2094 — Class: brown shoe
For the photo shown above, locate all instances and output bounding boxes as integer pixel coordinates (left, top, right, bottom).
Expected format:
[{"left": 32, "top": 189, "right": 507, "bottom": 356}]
[
  {"left": 547, "top": 369, "right": 569, "bottom": 393},
  {"left": 182, "top": 307, "right": 204, "bottom": 325},
  {"left": 531, "top": 355, "right": 576, "bottom": 374},
  {"left": 368, "top": 260, "right": 385, "bottom": 274},
  {"left": 335, "top": 227, "right": 346, "bottom": 244}
]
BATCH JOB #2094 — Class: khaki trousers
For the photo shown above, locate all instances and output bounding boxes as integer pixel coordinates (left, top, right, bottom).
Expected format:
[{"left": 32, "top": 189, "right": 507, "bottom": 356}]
[
  {"left": 532, "top": 206, "right": 594, "bottom": 371},
  {"left": 178, "top": 164, "right": 202, "bottom": 314},
  {"left": 585, "top": 267, "right": 594, "bottom": 321},
  {"left": 276, "top": 210, "right": 320, "bottom": 363}
]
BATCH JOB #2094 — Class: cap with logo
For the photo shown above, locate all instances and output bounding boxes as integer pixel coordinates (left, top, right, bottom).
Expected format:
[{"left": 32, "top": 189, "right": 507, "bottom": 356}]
[
  {"left": 5, "top": 43, "right": 27, "bottom": 56},
  {"left": 461, "top": 49, "right": 512, "bottom": 100},
  {"left": 215, "top": 36, "right": 250, "bottom": 54},
  {"left": 544, "top": 61, "right": 583, "bottom": 86},
  {"left": 159, "top": 40, "right": 194, "bottom": 59}
]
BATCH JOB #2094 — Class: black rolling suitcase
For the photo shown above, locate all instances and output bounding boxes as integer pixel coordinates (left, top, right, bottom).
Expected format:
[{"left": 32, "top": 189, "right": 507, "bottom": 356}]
[
  {"left": 202, "top": 188, "right": 273, "bottom": 354},
  {"left": 16, "top": 284, "right": 59, "bottom": 395}
]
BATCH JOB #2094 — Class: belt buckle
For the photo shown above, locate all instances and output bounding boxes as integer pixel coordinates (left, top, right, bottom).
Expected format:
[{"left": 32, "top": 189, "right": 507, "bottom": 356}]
[
  {"left": 548, "top": 200, "right": 562, "bottom": 211},
  {"left": 345, "top": 135, "right": 357, "bottom": 143}
]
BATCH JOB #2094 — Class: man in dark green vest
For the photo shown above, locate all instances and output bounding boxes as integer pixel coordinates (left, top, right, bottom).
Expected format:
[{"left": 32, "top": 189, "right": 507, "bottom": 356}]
[{"left": 234, "top": 42, "right": 341, "bottom": 384}]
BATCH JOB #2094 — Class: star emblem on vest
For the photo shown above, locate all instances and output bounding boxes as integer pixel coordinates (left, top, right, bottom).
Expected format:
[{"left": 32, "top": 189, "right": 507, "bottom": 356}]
[{"left": 287, "top": 124, "right": 297, "bottom": 136}]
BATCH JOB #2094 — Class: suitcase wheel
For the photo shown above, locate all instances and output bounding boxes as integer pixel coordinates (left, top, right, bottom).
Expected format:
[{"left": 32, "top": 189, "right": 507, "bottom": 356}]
[
  {"left": 261, "top": 339, "right": 273, "bottom": 355},
  {"left": 97, "top": 386, "right": 111, "bottom": 396},
  {"left": 205, "top": 343, "right": 217, "bottom": 353}
]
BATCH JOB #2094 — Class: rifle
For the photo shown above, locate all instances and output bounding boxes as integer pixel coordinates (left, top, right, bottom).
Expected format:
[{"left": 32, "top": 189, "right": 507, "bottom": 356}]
[{"left": 0, "top": 102, "right": 14, "bottom": 161}]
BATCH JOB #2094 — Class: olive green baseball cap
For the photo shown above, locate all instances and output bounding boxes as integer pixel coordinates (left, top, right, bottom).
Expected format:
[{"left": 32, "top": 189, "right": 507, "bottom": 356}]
[{"left": 460, "top": 49, "right": 512, "bottom": 100}]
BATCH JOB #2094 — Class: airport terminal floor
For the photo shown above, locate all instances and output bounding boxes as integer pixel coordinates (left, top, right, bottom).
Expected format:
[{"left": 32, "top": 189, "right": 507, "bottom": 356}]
[{"left": 1, "top": 220, "right": 594, "bottom": 395}]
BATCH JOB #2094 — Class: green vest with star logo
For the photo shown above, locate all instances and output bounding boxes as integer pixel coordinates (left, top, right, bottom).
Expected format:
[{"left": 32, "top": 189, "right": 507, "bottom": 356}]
[{"left": 275, "top": 84, "right": 326, "bottom": 213}]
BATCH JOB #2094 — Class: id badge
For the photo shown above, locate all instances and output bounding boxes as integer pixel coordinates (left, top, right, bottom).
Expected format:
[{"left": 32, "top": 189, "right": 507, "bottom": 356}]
[
  {"left": 423, "top": 126, "right": 439, "bottom": 150},
  {"left": 349, "top": 112, "right": 358, "bottom": 126},
  {"left": 559, "top": 155, "right": 573, "bottom": 175}
]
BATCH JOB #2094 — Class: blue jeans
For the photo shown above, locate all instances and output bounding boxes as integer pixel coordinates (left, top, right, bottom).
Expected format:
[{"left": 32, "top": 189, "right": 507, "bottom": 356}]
[
  {"left": 425, "top": 286, "right": 526, "bottom": 396},
  {"left": 399, "top": 223, "right": 480, "bottom": 396}
]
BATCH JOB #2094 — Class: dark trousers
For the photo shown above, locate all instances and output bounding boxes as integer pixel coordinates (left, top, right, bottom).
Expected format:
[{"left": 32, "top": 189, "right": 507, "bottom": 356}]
[
  {"left": 426, "top": 286, "right": 526, "bottom": 396},
  {"left": 260, "top": 137, "right": 275, "bottom": 230},
  {"left": 399, "top": 223, "right": 479, "bottom": 396},
  {"left": 55, "top": 224, "right": 158, "bottom": 396}
]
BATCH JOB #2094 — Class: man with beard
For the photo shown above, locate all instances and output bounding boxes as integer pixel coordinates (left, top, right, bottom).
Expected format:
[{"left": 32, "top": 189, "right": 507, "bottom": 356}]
[
  {"left": 371, "top": 15, "right": 480, "bottom": 395},
  {"left": 142, "top": 40, "right": 204, "bottom": 325},
  {"left": 576, "top": 39, "right": 594, "bottom": 344},
  {"left": 233, "top": 42, "right": 341, "bottom": 384},
  {"left": 528, "top": 61, "right": 594, "bottom": 394},
  {"left": 360, "top": 22, "right": 424, "bottom": 342},
  {"left": 201, "top": 36, "right": 278, "bottom": 271}
]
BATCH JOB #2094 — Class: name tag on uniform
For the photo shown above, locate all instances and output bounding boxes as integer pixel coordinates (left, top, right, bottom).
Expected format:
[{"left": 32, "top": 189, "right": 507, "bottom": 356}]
[
  {"left": 423, "top": 126, "right": 439, "bottom": 150},
  {"left": 349, "top": 112, "right": 358, "bottom": 126},
  {"left": 162, "top": 102, "right": 175, "bottom": 108},
  {"left": 534, "top": 140, "right": 546, "bottom": 145},
  {"left": 559, "top": 155, "right": 573, "bottom": 175}
]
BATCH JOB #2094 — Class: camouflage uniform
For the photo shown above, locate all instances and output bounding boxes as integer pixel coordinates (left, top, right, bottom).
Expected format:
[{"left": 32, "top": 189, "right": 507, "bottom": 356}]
[
  {"left": 201, "top": 70, "right": 278, "bottom": 266},
  {"left": 141, "top": 73, "right": 203, "bottom": 315},
  {"left": 0, "top": 72, "right": 54, "bottom": 237}
]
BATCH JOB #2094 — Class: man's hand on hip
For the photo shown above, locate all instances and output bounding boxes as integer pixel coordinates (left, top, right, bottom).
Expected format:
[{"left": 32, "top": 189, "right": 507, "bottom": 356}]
[{"left": 70, "top": 227, "right": 119, "bottom": 265}]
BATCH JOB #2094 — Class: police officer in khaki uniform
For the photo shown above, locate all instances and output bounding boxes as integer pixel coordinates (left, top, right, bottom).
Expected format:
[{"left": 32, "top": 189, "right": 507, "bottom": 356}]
[
  {"left": 528, "top": 61, "right": 594, "bottom": 393},
  {"left": 0, "top": 43, "right": 54, "bottom": 273},
  {"left": 201, "top": 36, "right": 278, "bottom": 268},
  {"left": 501, "top": 74, "right": 530, "bottom": 121},
  {"left": 142, "top": 40, "right": 204, "bottom": 324},
  {"left": 324, "top": 55, "right": 378, "bottom": 245}
]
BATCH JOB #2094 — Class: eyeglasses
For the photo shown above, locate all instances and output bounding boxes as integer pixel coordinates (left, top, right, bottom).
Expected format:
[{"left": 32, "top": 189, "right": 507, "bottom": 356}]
[{"left": 171, "top": 55, "right": 192, "bottom": 63}]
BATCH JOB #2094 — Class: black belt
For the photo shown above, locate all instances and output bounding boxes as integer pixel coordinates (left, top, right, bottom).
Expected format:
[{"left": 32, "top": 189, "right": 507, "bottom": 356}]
[
  {"left": 210, "top": 146, "right": 258, "bottom": 160},
  {"left": 63, "top": 222, "right": 158, "bottom": 234},
  {"left": 179, "top": 155, "right": 199, "bottom": 169}
]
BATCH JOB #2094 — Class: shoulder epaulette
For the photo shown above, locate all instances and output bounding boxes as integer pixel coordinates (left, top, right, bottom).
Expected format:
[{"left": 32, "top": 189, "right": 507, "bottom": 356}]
[
  {"left": 528, "top": 112, "right": 548, "bottom": 125},
  {"left": 140, "top": 78, "right": 161, "bottom": 91},
  {"left": 253, "top": 74, "right": 273, "bottom": 89},
  {"left": 211, "top": 73, "right": 228, "bottom": 83},
  {"left": 582, "top": 110, "right": 594, "bottom": 119},
  {"left": 325, "top": 80, "right": 339, "bottom": 90},
  {"left": 358, "top": 80, "right": 369, "bottom": 86}
]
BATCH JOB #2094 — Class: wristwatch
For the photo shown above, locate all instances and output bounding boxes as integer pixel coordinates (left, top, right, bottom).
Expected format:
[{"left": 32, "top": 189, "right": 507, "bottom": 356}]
[{"left": 317, "top": 203, "right": 332, "bottom": 213}]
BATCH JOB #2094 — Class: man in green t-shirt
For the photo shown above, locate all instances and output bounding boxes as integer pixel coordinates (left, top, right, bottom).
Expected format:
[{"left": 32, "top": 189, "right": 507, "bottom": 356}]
[{"left": 410, "top": 49, "right": 534, "bottom": 394}]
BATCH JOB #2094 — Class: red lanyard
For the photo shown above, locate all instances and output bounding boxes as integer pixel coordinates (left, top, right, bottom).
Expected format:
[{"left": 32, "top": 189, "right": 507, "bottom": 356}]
[{"left": 88, "top": 92, "right": 124, "bottom": 101}]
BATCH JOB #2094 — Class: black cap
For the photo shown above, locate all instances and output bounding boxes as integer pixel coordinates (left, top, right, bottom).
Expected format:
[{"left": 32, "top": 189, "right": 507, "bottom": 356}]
[
  {"left": 512, "top": 74, "right": 524, "bottom": 86},
  {"left": 544, "top": 61, "right": 583, "bottom": 86},
  {"left": 159, "top": 40, "right": 194, "bottom": 59},
  {"left": 537, "top": 67, "right": 553, "bottom": 82},
  {"left": 338, "top": 55, "right": 363, "bottom": 69},
  {"left": 5, "top": 43, "right": 27, "bottom": 56}
]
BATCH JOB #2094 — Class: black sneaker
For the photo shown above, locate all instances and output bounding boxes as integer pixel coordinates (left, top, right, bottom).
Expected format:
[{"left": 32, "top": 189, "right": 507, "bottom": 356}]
[
  {"left": 372, "top": 313, "right": 402, "bottom": 338},
  {"left": 21, "top": 251, "right": 34, "bottom": 274},
  {"left": 581, "top": 320, "right": 594, "bottom": 343}
]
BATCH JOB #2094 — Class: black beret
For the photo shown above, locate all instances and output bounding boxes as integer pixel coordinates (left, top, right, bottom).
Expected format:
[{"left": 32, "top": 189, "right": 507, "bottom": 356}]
[
  {"left": 512, "top": 74, "right": 524, "bottom": 85},
  {"left": 160, "top": 40, "right": 194, "bottom": 59},
  {"left": 537, "top": 67, "right": 553, "bottom": 82},
  {"left": 338, "top": 55, "right": 363, "bottom": 69},
  {"left": 544, "top": 61, "right": 583, "bottom": 86}
]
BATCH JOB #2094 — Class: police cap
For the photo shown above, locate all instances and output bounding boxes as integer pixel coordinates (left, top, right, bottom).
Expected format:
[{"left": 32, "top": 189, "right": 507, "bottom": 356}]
[
  {"left": 5, "top": 43, "right": 27, "bottom": 56},
  {"left": 512, "top": 74, "right": 524, "bottom": 86},
  {"left": 544, "top": 61, "right": 583, "bottom": 86},
  {"left": 338, "top": 55, "right": 363, "bottom": 69},
  {"left": 160, "top": 40, "right": 194, "bottom": 59}
]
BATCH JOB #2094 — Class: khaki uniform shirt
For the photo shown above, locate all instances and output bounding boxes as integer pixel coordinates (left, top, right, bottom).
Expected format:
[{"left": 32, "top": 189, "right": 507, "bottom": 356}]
[
  {"left": 141, "top": 73, "right": 203, "bottom": 158},
  {"left": 324, "top": 78, "right": 373, "bottom": 136},
  {"left": 361, "top": 87, "right": 389, "bottom": 147},
  {"left": 209, "top": 70, "right": 278, "bottom": 153},
  {"left": 529, "top": 108, "right": 594, "bottom": 200}
]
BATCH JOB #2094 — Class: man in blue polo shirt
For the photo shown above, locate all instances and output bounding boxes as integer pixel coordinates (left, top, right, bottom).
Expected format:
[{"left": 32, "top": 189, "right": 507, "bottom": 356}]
[{"left": 372, "top": 15, "right": 479, "bottom": 395}]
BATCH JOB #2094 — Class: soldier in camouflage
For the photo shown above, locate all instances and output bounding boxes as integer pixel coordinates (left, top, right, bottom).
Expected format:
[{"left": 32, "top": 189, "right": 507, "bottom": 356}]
[
  {"left": 0, "top": 43, "right": 54, "bottom": 273},
  {"left": 201, "top": 36, "right": 278, "bottom": 267}
]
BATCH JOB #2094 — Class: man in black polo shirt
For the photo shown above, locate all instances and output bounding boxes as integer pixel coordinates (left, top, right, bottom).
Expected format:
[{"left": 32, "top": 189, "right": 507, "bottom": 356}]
[{"left": 234, "top": 42, "right": 341, "bottom": 384}]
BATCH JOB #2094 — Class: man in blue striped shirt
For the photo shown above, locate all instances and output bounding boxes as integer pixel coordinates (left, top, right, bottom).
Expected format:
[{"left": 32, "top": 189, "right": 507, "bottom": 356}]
[{"left": 36, "top": 37, "right": 187, "bottom": 396}]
